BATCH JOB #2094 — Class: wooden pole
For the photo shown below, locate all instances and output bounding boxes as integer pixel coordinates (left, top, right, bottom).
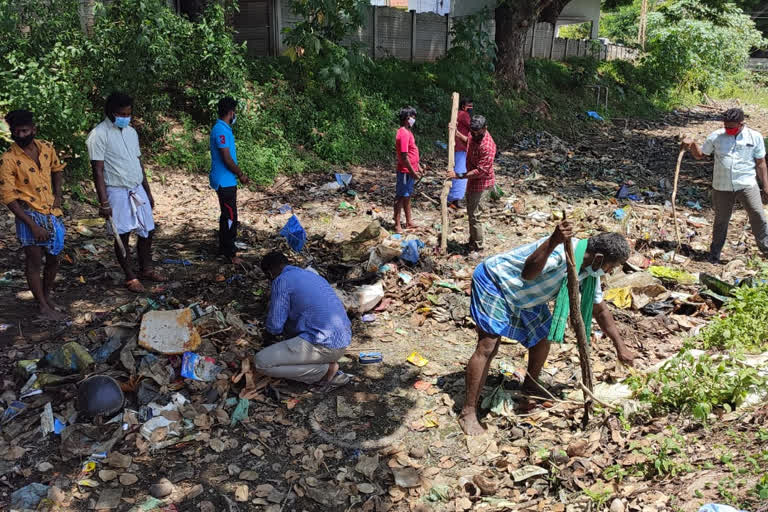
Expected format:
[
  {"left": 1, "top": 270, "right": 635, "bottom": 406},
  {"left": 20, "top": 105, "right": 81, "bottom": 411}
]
[
  {"left": 441, "top": 92, "right": 460, "bottom": 253},
  {"left": 561, "top": 212, "right": 594, "bottom": 427},
  {"left": 671, "top": 149, "right": 685, "bottom": 255}
]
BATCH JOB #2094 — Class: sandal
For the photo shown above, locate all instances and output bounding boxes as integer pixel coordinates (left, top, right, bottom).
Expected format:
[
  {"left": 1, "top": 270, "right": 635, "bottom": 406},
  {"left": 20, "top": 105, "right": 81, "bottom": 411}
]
[
  {"left": 140, "top": 269, "right": 167, "bottom": 282},
  {"left": 125, "top": 278, "right": 145, "bottom": 293},
  {"left": 312, "top": 370, "right": 351, "bottom": 393}
]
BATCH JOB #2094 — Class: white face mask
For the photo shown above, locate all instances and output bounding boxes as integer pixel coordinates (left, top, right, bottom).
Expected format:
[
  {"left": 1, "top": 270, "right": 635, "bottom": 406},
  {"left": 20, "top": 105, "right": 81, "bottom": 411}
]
[
  {"left": 407, "top": 117, "right": 415, "bottom": 127},
  {"left": 586, "top": 266, "right": 605, "bottom": 278}
]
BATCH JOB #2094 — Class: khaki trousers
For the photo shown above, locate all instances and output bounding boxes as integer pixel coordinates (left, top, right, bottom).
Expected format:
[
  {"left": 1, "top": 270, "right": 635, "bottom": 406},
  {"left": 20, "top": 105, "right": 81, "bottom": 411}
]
[{"left": 466, "top": 189, "right": 488, "bottom": 249}]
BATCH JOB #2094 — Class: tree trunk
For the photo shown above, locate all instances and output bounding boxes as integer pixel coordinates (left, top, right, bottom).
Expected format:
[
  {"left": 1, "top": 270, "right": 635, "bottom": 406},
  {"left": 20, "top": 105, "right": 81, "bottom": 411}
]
[
  {"left": 495, "top": 0, "right": 569, "bottom": 91},
  {"left": 494, "top": 3, "right": 537, "bottom": 91}
]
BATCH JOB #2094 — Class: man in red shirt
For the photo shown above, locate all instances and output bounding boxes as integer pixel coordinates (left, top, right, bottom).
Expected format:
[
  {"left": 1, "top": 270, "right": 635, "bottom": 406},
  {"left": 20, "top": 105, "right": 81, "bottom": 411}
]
[
  {"left": 448, "top": 98, "right": 473, "bottom": 208},
  {"left": 394, "top": 107, "right": 421, "bottom": 233},
  {"left": 449, "top": 115, "right": 496, "bottom": 251}
]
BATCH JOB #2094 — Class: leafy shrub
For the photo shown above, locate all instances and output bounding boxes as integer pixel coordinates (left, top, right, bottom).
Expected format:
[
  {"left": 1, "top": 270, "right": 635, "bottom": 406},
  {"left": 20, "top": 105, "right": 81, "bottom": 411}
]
[
  {"left": 629, "top": 351, "right": 764, "bottom": 423},
  {"left": 693, "top": 284, "right": 768, "bottom": 352}
]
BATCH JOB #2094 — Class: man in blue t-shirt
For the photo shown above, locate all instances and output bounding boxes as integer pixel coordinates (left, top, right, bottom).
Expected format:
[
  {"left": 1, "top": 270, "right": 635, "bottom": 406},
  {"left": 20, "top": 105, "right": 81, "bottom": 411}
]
[{"left": 210, "top": 97, "right": 250, "bottom": 264}]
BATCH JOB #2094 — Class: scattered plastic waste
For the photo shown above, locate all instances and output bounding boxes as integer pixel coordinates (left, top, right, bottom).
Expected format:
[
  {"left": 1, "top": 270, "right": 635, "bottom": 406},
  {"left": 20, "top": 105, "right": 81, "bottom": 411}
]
[
  {"left": 335, "top": 173, "right": 353, "bottom": 187},
  {"left": 230, "top": 398, "right": 250, "bottom": 427},
  {"left": 44, "top": 342, "right": 94, "bottom": 373},
  {"left": 698, "top": 505, "right": 747, "bottom": 512},
  {"left": 359, "top": 352, "right": 383, "bottom": 364},
  {"left": 139, "top": 309, "right": 202, "bottom": 354},
  {"left": 77, "top": 376, "right": 125, "bottom": 417},
  {"left": 338, "top": 201, "right": 356, "bottom": 212},
  {"left": 319, "top": 181, "right": 342, "bottom": 192},
  {"left": 648, "top": 266, "right": 698, "bottom": 285},
  {"left": 11, "top": 483, "right": 49, "bottom": 510},
  {"left": 400, "top": 239, "right": 425, "bottom": 264},
  {"left": 434, "top": 140, "right": 448, "bottom": 150},
  {"left": 406, "top": 351, "right": 429, "bottom": 367},
  {"left": 686, "top": 200, "right": 703, "bottom": 211},
  {"left": 162, "top": 258, "right": 192, "bottom": 266},
  {"left": 586, "top": 111, "right": 605, "bottom": 121},
  {"left": 604, "top": 287, "right": 632, "bottom": 309},
  {"left": 613, "top": 208, "right": 627, "bottom": 220},
  {"left": 181, "top": 352, "right": 223, "bottom": 381},
  {"left": 280, "top": 215, "right": 307, "bottom": 253},
  {"left": 1, "top": 400, "right": 27, "bottom": 424},
  {"left": 361, "top": 313, "right": 376, "bottom": 323}
]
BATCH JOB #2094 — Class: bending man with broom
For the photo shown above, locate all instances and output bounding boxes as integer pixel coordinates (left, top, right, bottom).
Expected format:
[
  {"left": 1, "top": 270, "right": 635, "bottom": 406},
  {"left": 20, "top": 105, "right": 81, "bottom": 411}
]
[{"left": 460, "top": 221, "right": 637, "bottom": 435}]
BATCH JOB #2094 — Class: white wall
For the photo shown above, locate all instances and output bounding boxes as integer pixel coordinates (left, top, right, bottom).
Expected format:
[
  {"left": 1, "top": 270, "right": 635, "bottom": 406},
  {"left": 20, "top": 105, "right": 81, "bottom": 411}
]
[{"left": 558, "top": 0, "right": 600, "bottom": 38}]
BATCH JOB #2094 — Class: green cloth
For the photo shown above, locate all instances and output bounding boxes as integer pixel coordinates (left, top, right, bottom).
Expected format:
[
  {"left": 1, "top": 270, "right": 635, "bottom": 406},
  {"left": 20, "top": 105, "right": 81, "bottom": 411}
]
[{"left": 548, "top": 239, "right": 597, "bottom": 343}]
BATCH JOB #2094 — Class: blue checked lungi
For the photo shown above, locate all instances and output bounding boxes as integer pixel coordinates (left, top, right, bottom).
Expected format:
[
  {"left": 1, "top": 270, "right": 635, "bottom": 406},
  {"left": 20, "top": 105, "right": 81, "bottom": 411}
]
[
  {"left": 15, "top": 210, "right": 66, "bottom": 255},
  {"left": 470, "top": 262, "right": 552, "bottom": 348}
]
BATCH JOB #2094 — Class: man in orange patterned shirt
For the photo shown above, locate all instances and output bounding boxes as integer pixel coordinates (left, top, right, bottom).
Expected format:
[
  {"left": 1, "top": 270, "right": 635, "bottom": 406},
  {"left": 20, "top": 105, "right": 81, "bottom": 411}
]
[{"left": 0, "top": 110, "right": 67, "bottom": 321}]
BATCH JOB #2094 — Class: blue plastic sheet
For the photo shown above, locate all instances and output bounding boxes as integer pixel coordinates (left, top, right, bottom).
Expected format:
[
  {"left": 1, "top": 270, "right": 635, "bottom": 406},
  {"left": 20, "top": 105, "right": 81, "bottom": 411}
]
[
  {"left": 586, "top": 110, "right": 605, "bottom": 121},
  {"left": 335, "top": 173, "right": 352, "bottom": 187},
  {"left": 400, "top": 239, "right": 425, "bottom": 264},
  {"left": 280, "top": 215, "right": 307, "bottom": 252}
]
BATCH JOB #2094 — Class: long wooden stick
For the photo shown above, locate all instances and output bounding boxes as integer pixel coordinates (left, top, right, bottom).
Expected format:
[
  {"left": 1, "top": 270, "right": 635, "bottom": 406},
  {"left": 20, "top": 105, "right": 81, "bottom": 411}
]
[
  {"left": 440, "top": 92, "right": 460, "bottom": 253},
  {"left": 671, "top": 149, "right": 685, "bottom": 252},
  {"left": 561, "top": 213, "right": 594, "bottom": 427}
]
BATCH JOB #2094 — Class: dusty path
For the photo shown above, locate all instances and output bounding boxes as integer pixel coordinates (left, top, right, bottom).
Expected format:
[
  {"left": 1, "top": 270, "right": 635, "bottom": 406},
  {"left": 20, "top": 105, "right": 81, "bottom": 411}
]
[{"left": 1, "top": 102, "right": 767, "bottom": 511}]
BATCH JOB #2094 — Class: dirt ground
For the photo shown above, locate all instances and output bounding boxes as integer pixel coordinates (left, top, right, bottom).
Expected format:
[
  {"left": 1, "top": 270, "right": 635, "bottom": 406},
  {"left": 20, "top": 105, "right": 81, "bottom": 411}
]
[{"left": 1, "top": 102, "right": 768, "bottom": 512}]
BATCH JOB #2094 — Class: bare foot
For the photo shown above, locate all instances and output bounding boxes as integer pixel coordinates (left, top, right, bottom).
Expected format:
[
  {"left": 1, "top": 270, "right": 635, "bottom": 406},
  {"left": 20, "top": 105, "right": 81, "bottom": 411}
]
[
  {"left": 46, "top": 297, "right": 64, "bottom": 312},
  {"left": 319, "top": 361, "right": 339, "bottom": 384},
  {"left": 458, "top": 410, "right": 487, "bottom": 436},
  {"left": 394, "top": 224, "right": 403, "bottom": 234},
  {"left": 38, "top": 306, "right": 68, "bottom": 322},
  {"left": 125, "top": 278, "right": 146, "bottom": 293},
  {"left": 405, "top": 223, "right": 419, "bottom": 230}
]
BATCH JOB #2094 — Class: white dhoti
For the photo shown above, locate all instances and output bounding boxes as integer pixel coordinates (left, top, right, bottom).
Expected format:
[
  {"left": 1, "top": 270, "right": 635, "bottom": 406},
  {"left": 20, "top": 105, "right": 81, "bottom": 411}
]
[{"left": 107, "top": 184, "right": 155, "bottom": 238}]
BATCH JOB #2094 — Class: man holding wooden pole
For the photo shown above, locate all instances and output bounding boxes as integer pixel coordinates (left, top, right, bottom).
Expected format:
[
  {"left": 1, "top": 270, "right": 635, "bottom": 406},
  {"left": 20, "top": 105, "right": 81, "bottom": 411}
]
[
  {"left": 460, "top": 222, "right": 637, "bottom": 435},
  {"left": 448, "top": 115, "right": 496, "bottom": 252}
]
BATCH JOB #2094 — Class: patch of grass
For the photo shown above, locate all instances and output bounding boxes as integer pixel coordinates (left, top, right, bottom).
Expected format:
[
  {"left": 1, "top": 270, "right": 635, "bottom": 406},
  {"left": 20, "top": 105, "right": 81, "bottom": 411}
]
[
  {"left": 713, "top": 71, "right": 768, "bottom": 110},
  {"left": 628, "top": 351, "right": 764, "bottom": 423},
  {"left": 629, "top": 428, "right": 693, "bottom": 478}
]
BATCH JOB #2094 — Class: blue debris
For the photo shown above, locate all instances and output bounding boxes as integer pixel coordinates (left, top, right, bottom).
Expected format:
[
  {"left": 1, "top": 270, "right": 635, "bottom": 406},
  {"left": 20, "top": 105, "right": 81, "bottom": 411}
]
[
  {"left": 400, "top": 239, "right": 425, "bottom": 264},
  {"left": 11, "top": 483, "right": 49, "bottom": 510},
  {"left": 334, "top": 173, "right": 353, "bottom": 187},
  {"left": 586, "top": 111, "right": 605, "bottom": 121},
  {"left": 162, "top": 258, "right": 192, "bottom": 266},
  {"left": 280, "top": 215, "right": 307, "bottom": 252},
  {"left": 686, "top": 200, "right": 703, "bottom": 211},
  {"left": 613, "top": 208, "right": 627, "bottom": 220}
]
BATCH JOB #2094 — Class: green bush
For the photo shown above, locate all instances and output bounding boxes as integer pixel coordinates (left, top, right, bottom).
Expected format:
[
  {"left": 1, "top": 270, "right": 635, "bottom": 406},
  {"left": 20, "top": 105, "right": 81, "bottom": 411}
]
[
  {"left": 693, "top": 284, "right": 768, "bottom": 352},
  {"left": 629, "top": 351, "right": 764, "bottom": 423}
]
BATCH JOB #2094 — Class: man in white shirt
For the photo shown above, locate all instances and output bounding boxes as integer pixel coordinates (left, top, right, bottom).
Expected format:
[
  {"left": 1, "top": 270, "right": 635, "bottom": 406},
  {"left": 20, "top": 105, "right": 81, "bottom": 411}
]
[
  {"left": 86, "top": 92, "right": 165, "bottom": 292},
  {"left": 682, "top": 108, "right": 768, "bottom": 263}
]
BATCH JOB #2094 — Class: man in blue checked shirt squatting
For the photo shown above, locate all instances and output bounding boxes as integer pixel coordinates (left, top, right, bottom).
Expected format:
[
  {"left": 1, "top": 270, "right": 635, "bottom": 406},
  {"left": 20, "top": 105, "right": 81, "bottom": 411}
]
[
  {"left": 681, "top": 108, "right": 768, "bottom": 264},
  {"left": 460, "top": 220, "right": 639, "bottom": 436},
  {"left": 253, "top": 252, "right": 352, "bottom": 391}
]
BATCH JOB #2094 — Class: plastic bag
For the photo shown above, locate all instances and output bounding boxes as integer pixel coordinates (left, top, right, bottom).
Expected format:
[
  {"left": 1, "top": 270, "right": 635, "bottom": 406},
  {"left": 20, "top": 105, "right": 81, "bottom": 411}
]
[
  {"left": 400, "top": 239, "right": 424, "bottom": 265},
  {"left": 280, "top": 215, "right": 307, "bottom": 252}
]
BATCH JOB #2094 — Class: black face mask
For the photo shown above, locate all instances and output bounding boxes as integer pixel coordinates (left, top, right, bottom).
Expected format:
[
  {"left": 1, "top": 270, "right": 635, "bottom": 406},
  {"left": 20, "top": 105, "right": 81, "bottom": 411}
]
[
  {"left": 467, "top": 108, "right": 474, "bottom": 116},
  {"left": 12, "top": 134, "right": 35, "bottom": 148}
]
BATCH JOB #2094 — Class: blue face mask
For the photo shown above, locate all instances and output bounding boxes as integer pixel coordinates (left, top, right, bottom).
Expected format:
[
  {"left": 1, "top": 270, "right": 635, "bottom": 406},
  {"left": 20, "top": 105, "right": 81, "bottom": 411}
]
[
  {"left": 114, "top": 116, "right": 131, "bottom": 129},
  {"left": 467, "top": 108, "right": 474, "bottom": 116}
]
